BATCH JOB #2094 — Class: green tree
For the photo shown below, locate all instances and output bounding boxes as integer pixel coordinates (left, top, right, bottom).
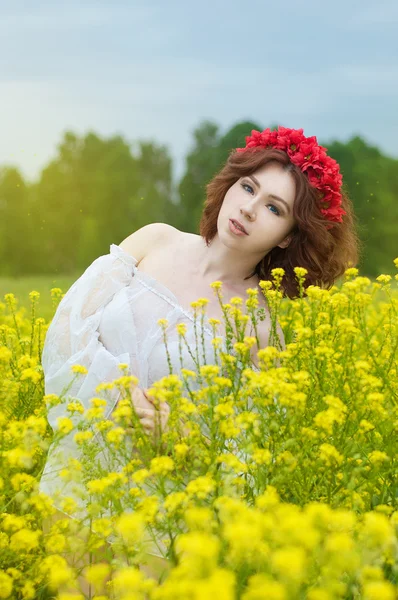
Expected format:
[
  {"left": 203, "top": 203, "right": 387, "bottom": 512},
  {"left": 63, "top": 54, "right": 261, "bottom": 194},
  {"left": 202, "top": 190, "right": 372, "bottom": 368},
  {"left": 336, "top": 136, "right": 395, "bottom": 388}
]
[
  {"left": 177, "top": 120, "right": 222, "bottom": 233},
  {"left": 327, "top": 136, "right": 398, "bottom": 276},
  {"left": 0, "top": 167, "right": 30, "bottom": 276},
  {"left": 177, "top": 120, "right": 269, "bottom": 234},
  {"left": 32, "top": 131, "right": 175, "bottom": 274}
]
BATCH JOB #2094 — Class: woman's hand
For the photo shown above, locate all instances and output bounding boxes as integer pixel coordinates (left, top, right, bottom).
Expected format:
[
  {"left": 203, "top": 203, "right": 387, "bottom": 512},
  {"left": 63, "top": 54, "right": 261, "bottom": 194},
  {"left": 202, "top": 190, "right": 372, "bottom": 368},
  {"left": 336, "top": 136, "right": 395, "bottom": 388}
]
[{"left": 131, "top": 387, "right": 170, "bottom": 438}]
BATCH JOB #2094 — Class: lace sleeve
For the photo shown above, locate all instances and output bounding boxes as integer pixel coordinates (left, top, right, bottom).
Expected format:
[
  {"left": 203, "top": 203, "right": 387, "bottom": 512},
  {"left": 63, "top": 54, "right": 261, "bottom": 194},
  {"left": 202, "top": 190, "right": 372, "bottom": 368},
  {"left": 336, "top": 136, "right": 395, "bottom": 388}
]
[{"left": 41, "top": 245, "right": 138, "bottom": 432}]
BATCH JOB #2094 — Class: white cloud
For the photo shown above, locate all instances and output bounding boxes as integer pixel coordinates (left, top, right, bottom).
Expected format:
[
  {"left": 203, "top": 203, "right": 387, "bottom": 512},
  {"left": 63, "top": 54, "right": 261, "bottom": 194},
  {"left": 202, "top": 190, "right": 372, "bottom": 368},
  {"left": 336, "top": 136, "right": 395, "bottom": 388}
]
[
  {"left": 351, "top": 1, "right": 398, "bottom": 26},
  {"left": 0, "top": 0, "right": 396, "bottom": 183},
  {"left": 329, "top": 64, "right": 398, "bottom": 96},
  {"left": 0, "top": 3, "right": 155, "bottom": 31}
]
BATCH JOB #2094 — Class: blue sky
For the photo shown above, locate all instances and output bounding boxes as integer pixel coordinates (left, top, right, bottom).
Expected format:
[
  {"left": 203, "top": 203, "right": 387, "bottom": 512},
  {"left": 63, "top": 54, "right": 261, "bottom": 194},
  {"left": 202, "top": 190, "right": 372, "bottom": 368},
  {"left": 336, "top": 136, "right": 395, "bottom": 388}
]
[{"left": 0, "top": 0, "right": 397, "bottom": 185}]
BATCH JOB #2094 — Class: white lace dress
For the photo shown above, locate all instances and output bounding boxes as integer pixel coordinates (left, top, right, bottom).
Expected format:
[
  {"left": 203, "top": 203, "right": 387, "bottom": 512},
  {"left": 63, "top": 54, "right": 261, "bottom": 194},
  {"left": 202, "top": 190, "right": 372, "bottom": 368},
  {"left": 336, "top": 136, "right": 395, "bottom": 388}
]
[{"left": 39, "top": 243, "right": 261, "bottom": 555}]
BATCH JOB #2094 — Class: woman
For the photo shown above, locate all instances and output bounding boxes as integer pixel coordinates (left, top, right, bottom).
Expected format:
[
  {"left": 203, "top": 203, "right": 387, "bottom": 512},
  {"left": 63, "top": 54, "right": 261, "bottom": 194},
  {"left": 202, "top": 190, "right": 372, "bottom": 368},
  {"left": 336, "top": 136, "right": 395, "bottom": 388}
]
[{"left": 39, "top": 126, "right": 360, "bottom": 587}]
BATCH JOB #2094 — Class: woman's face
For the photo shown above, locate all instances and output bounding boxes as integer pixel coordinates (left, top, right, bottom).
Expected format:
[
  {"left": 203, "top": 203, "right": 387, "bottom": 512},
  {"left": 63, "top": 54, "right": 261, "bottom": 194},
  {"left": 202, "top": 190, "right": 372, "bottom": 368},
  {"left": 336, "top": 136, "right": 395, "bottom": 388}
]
[{"left": 217, "top": 161, "right": 297, "bottom": 255}]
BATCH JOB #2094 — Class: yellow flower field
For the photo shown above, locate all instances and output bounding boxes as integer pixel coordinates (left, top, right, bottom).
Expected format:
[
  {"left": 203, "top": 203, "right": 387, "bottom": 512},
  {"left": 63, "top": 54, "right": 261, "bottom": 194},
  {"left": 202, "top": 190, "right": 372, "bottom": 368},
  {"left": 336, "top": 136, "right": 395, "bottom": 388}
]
[{"left": 0, "top": 262, "right": 397, "bottom": 599}]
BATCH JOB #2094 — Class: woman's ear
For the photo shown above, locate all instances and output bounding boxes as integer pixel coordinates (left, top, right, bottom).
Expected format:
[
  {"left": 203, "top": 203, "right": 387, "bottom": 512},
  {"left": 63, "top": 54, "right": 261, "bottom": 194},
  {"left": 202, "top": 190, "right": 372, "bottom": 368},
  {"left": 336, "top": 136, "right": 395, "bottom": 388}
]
[{"left": 278, "top": 234, "right": 293, "bottom": 249}]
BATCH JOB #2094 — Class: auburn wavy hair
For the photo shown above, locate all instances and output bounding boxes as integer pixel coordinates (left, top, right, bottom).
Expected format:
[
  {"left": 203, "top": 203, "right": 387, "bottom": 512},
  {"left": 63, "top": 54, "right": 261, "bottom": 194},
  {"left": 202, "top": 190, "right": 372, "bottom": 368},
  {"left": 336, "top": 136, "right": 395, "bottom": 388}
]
[{"left": 199, "top": 147, "right": 362, "bottom": 299}]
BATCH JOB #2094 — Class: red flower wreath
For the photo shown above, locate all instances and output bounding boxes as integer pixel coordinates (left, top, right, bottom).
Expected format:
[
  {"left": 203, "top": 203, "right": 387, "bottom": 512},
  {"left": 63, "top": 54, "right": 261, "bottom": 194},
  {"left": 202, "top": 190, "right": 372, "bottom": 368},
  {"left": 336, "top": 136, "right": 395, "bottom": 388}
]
[{"left": 236, "top": 126, "right": 347, "bottom": 226}]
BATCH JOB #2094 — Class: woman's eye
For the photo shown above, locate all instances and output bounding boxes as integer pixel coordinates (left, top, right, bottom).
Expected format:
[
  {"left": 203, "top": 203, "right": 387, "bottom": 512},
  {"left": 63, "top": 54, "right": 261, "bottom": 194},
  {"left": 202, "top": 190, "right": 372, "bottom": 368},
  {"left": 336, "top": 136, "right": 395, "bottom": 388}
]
[
  {"left": 241, "top": 182, "right": 281, "bottom": 216},
  {"left": 268, "top": 204, "right": 280, "bottom": 216},
  {"left": 242, "top": 182, "right": 254, "bottom": 194}
]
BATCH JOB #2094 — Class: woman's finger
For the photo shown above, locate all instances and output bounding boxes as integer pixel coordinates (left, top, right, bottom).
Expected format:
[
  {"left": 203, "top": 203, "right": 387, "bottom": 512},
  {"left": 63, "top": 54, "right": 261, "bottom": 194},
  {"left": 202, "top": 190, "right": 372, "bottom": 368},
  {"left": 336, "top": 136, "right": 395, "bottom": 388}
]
[
  {"left": 135, "top": 406, "right": 169, "bottom": 418},
  {"left": 135, "top": 408, "right": 153, "bottom": 417}
]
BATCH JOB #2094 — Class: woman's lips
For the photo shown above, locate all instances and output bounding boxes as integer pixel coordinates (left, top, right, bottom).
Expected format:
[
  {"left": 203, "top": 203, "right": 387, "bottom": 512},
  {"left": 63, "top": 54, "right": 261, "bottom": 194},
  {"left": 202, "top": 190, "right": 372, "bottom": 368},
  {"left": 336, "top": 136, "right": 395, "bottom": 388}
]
[{"left": 229, "top": 219, "right": 247, "bottom": 236}]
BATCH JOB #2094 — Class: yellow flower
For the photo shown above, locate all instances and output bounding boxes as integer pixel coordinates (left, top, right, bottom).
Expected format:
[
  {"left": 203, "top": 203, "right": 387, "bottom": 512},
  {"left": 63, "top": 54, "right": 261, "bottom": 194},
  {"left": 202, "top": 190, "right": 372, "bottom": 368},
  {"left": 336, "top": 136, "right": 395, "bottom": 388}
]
[
  {"left": 127, "top": 488, "right": 141, "bottom": 500},
  {"left": 59, "top": 497, "right": 78, "bottom": 515},
  {"left": 327, "top": 509, "right": 356, "bottom": 533},
  {"left": 91, "top": 518, "right": 113, "bottom": 538},
  {"left": 301, "top": 427, "right": 318, "bottom": 440},
  {"left": 181, "top": 368, "right": 198, "bottom": 379},
  {"left": 83, "top": 563, "right": 111, "bottom": 591},
  {"left": 115, "top": 513, "right": 145, "bottom": 544},
  {"left": 314, "top": 407, "right": 346, "bottom": 435},
  {"left": 258, "top": 280, "right": 273, "bottom": 292},
  {"left": 136, "top": 495, "right": 159, "bottom": 524},
  {"left": 174, "top": 442, "right": 189, "bottom": 458},
  {"left": 362, "top": 581, "right": 396, "bottom": 600},
  {"left": 20, "top": 581, "right": 36, "bottom": 600},
  {"left": 324, "top": 532, "right": 354, "bottom": 554},
  {"left": 368, "top": 450, "right": 389, "bottom": 465},
  {"left": 84, "top": 407, "right": 105, "bottom": 420},
  {"left": 56, "top": 417, "right": 74, "bottom": 435},
  {"left": 319, "top": 443, "right": 344, "bottom": 467},
  {"left": 44, "top": 394, "right": 61, "bottom": 408},
  {"left": 19, "top": 368, "right": 41, "bottom": 384},
  {"left": 10, "top": 473, "right": 36, "bottom": 492},
  {"left": 2, "top": 514, "right": 27, "bottom": 532},
  {"left": 0, "top": 347, "right": 12, "bottom": 364},
  {"left": 90, "top": 397, "right": 107, "bottom": 408},
  {"left": 275, "top": 450, "right": 298, "bottom": 472},
  {"left": 360, "top": 565, "right": 384, "bottom": 583},
  {"left": 184, "top": 507, "right": 214, "bottom": 531},
  {"left": 95, "top": 382, "right": 113, "bottom": 391},
  {"left": 66, "top": 401, "right": 84, "bottom": 414},
  {"left": 271, "top": 546, "right": 308, "bottom": 583},
  {"left": 360, "top": 512, "right": 394, "bottom": 548},
  {"left": 191, "top": 568, "right": 236, "bottom": 599},
  {"left": 3, "top": 448, "right": 33, "bottom": 469},
  {"left": 86, "top": 478, "right": 112, "bottom": 494},
  {"left": 112, "top": 567, "right": 147, "bottom": 595},
  {"left": 131, "top": 468, "right": 151, "bottom": 485},
  {"left": 177, "top": 323, "right": 187, "bottom": 336},
  {"left": 163, "top": 491, "right": 189, "bottom": 514},
  {"left": 242, "top": 574, "right": 287, "bottom": 600},
  {"left": 344, "top": 267, "right": 359, "bottom": 278},
  {"left": 251, "top": 448, "right": 272, "bottom": 465},
  {"left": 359, "top": 419, "right": 375, "bottom": 433},
  {"left": 45, "top": 533, "right": 67, "bottom": 554},
  {"left": 71, "top": 364, "right": 88, "bottom": 375},
  {"left": 25, "top": 415, "right": 48, "bottom": 435},
  {"left": 106, "top": 427, "right": 126, "bottom": 446},
  {"left": 214, "top": 401, "right": 235, "bottom": 419},
  {"left": 294, "top": 267, "right": 308, "bottom": 278},
  {"left": 149, "top": 456, "right": 175, "bottom": 476},
  {"left": 49, "top": 287, "right": 63, "bottom": 299},
  {"left": 176, "top": 531, "right": 220, "bottom": 566},
  {"left": 217, "top": 453, "right": 248, "bottom": 474},
  {"left": 375, "top": 274, "right": 392, "bottom": 285},
  {"left": 73, "top": 431, "right": 94, "bottom": 445},
  {"left": 306, "top": 589, "right": 332, "bottom": 600},
  {"left": 255, "top": 486, "right": 280, "bottom": 510},
  {"left": 200, "top": 364, "right": 221, "bottom": 380},
  {"left": 186, "top": 475, "right": 216, "bottom": 500},
  {"left": 0, "top": 571, "right": 13, "bottom": 599},
  {"left": 39, "top": 555, "right": 76, "bottom": 591}
]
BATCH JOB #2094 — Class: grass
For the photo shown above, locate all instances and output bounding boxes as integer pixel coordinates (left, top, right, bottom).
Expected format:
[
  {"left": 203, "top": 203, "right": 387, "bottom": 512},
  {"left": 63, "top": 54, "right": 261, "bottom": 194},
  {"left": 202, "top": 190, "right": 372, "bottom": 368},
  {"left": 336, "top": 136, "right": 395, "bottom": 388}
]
[{"left": 0, "top": 272, "right": 81, "bottom": 323}]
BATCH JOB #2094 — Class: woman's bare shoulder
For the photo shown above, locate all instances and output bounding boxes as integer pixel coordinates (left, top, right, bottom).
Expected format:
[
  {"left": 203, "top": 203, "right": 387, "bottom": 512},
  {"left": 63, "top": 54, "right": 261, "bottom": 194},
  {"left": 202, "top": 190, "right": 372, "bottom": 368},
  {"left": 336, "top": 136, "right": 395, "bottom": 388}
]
[{"left": 119, "top": 223, "right": 183, "bottom": 264}]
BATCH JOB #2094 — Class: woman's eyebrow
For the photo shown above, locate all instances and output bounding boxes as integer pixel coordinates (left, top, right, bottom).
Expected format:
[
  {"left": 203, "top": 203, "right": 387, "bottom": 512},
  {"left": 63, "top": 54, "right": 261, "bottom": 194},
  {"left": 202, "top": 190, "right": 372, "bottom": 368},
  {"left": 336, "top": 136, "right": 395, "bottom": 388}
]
[{"left": 247, "top": 174, "right": 291, "bottom": 214}]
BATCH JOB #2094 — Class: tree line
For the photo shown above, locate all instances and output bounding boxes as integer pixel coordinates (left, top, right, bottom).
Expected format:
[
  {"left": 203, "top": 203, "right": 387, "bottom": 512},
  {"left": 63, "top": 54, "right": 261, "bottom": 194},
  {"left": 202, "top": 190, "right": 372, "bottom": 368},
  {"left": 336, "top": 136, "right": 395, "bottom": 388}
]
[{"left": 0, "top": 119, "right": 396, "bottom": 278}]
